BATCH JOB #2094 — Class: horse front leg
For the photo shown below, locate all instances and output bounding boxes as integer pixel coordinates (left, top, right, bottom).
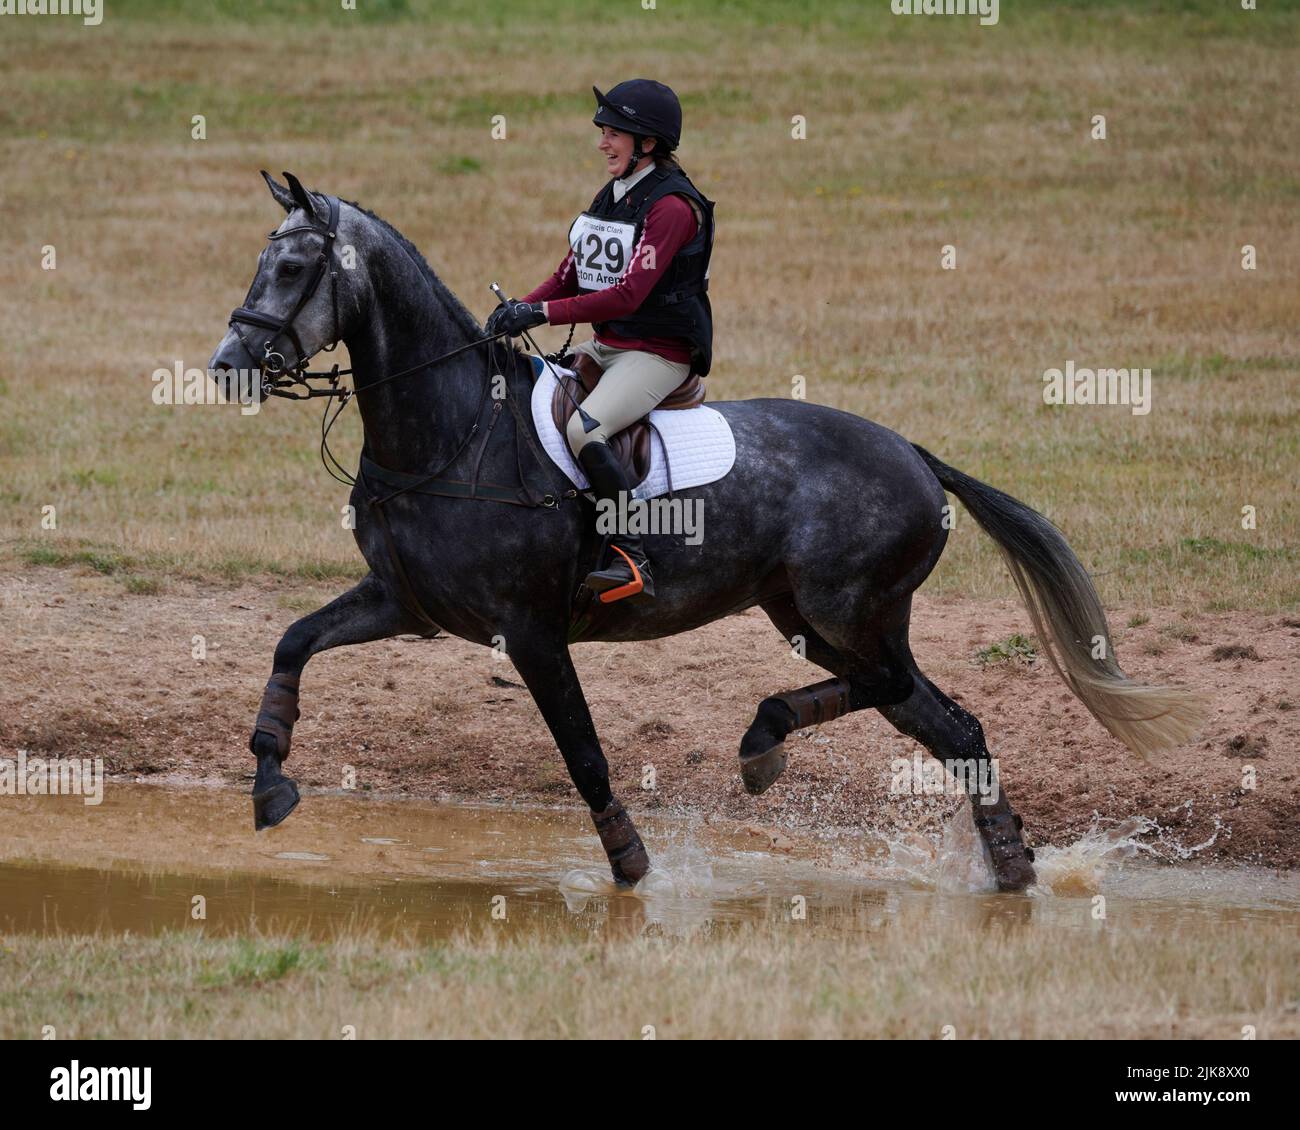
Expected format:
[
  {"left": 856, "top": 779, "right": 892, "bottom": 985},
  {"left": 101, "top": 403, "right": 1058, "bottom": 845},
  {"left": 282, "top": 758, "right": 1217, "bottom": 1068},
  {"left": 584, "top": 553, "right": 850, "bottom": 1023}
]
[
  {"left": 507, "top": 636, "right": 651, "bottom": 886},
  {"left": 250, "top": 572, "right": 425, "bottom": 830}
]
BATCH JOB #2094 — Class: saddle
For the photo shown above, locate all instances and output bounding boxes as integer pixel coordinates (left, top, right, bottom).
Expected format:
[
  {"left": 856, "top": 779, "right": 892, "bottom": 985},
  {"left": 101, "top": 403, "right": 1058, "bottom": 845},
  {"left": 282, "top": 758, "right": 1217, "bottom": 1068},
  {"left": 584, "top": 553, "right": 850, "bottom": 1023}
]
[{"left": 549, "top": 352, "right": 706, "bottom": 486}]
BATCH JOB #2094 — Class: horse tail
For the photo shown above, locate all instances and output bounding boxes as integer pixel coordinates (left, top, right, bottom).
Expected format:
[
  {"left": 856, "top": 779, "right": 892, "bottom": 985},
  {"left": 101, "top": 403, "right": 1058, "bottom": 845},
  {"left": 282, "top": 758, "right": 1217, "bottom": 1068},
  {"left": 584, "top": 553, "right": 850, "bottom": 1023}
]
[{"left": 912, "top": 443, "right": 1205, "bottom": 759}]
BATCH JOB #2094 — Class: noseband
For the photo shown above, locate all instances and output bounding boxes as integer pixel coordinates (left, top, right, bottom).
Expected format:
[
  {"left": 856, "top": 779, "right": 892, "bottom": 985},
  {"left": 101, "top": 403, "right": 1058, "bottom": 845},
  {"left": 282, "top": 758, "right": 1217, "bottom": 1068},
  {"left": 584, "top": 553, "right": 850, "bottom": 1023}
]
[
  {"left": 227, "top": 194, "right": 515, "bottom": 407},
  {"left": 228, "top": 194, "right": 348, "bottom": 400},
  {"left": 222, "top": 192, "right": 575, "bottom": 526}
]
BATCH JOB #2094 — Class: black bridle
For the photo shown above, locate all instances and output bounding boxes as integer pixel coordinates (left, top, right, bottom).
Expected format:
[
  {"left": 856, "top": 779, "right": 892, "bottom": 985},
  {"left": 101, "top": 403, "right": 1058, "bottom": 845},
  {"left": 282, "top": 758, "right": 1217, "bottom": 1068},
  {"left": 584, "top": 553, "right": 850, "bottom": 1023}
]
[
  {"left": 226, "top": 193, "right": 533, "bottom": 406},
  {"left": 226, "top": 193, "right": 509, "bottom": 480},
  {"left": 228, "top": 194, "right": 350, "bottom": 398},
  {"left": 222, "top": 190, "right": 585, "bottom": 633},
  {"left": 223, "top": 193, "right": 577, "bottom": 504}
]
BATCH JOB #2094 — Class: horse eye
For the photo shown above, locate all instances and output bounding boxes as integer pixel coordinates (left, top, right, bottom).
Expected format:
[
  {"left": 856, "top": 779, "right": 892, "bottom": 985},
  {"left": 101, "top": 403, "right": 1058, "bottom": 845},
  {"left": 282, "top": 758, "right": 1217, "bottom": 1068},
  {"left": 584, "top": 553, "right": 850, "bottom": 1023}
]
[{"left": 279, "top": 262, "right": 304, "bottom": 279}]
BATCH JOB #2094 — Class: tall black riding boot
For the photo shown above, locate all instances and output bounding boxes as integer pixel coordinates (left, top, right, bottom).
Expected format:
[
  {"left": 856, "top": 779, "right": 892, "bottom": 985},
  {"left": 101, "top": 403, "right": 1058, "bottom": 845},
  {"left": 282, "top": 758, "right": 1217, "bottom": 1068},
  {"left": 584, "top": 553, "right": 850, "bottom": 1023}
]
[{"left": 576, "top": 440, "right": 655, "bottom": 603}]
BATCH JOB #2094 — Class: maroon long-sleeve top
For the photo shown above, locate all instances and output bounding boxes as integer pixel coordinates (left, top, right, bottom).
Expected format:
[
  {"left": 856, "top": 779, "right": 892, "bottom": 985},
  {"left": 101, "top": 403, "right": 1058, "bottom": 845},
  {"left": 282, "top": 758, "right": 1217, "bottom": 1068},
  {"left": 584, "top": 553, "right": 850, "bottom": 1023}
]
[{"left": 522, "top": 193, "right": 699, "bottom": 364}]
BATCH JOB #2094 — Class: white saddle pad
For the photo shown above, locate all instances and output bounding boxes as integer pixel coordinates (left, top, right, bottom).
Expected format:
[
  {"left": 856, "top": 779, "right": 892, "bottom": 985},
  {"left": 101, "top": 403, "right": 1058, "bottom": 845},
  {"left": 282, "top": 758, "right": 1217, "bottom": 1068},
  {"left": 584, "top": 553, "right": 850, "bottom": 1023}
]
[{"left": 528, "top": 355, "right": 736, "bottom": 500}]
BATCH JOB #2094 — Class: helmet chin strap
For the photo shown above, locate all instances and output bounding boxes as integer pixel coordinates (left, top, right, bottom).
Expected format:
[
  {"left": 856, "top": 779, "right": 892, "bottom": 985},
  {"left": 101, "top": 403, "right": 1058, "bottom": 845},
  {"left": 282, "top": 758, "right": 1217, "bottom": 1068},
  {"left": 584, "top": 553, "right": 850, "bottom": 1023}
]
[{"left": 619, "top": 137, "right": 648, "bottom": 180}]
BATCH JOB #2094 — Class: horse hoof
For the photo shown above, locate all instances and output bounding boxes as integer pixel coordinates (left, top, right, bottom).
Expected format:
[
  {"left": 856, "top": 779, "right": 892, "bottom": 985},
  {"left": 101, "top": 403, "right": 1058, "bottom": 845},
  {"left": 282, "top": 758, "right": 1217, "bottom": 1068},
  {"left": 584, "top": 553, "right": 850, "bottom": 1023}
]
[
  {"left": 994, "top": 858, "right": 1037, "bottom": 893},
  {"left": 608, "top": 837, "right": 652, "bottom": 887},
  {"left": 739, "top": 742, "right": 788, "bottom": 796},
  {"left": 974, "top": 811, "right": 1037, "bottom": 892},
  {"left": 252, "top": 777, "right": 300, "bottom": 831}
]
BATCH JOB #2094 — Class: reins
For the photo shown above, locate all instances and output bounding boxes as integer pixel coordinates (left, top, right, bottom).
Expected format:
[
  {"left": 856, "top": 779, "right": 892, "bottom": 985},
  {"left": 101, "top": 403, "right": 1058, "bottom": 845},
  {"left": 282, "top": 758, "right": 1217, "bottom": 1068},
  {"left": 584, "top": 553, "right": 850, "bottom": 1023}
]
[
  {"left": 228, "top": 194, "right": 584, "bottom": 494},
  {"left": 309, "top": 330, "right": 510, "bottom": 490},
  {"left": 226, "top": 193, "right": 584, "bottom": 633}
]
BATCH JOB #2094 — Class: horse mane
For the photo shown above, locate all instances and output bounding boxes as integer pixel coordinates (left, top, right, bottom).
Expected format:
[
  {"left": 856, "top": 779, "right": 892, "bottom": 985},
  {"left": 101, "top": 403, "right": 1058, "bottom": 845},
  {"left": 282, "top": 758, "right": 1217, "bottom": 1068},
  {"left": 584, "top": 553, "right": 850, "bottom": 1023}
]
[{"left": 340, "top": 195, "right": 524, "bottom": 359}]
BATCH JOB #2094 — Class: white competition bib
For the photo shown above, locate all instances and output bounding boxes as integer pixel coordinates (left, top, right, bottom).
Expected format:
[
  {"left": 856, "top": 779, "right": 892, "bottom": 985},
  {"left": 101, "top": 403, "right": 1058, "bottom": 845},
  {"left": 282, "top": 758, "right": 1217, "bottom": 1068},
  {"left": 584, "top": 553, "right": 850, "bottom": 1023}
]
[{"left": 569, "top": 213, "right": 637, "bottom": 291}]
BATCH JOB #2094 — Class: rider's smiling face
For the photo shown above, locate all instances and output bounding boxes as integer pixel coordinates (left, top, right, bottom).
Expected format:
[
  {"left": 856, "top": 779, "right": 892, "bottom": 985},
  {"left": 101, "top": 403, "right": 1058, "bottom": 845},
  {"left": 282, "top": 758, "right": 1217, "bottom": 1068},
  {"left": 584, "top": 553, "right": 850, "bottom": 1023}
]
[{"left": 596, "top": 125, "right": 654, "bottom": 178}]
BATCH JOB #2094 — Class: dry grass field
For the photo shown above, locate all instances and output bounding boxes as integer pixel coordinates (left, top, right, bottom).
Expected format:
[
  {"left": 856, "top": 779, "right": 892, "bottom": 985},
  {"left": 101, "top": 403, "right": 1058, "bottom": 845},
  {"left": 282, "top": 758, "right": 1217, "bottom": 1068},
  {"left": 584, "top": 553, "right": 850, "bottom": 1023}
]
[
  {"left": 1, "top": 0, "right": 1296, "bottom": 611},
  {"left": 1, "top": 1, "right": 1298, "bottom": 1043},
  {"left": 3, "top": 917, "right": 1296, "bottom": 1040}
]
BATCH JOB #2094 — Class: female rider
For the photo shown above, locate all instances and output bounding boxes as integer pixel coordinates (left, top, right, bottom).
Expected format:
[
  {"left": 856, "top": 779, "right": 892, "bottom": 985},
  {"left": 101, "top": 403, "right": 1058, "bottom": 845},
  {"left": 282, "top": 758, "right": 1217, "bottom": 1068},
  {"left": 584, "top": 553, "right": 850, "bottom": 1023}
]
[{"left": 486, "top": 79, "right": 715, "bottom": 604}]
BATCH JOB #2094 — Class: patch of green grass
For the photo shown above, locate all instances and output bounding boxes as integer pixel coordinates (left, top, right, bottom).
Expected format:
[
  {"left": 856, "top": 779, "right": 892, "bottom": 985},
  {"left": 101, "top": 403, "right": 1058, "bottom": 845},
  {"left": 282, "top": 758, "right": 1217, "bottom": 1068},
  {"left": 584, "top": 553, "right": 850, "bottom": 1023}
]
[
  {"left": 213, "top": 555, "right": 270, "bottom": 583},
  {"left": 1127, "top": 613, "right": 1150, "bottom": 628},
  {"left": 69, "top": 468, "right": 119, "bottom": 489},
  {"left": 212, "top": 554, "right": 363, "bottom": 585},
  {"left": 1153, "top": 352, "right": 1297, "bottom": 381},
  {"left": 15, "top": 540, "right": 363, "bottom": 588},
  {"left": 289, "top": 559, "right": 366, "bottom": 582},
  {"left": 1180, "top": 537, "right": 1292, "bottom": 561},
  {"left": 202, "top": 940, "right": 307, "bottom": 988},
  {"left": 1122, "top": 537, "right": 1295, "bottom": 567},
  {"left": 22, "top": 545, "right": 64, "bottom": 567},
  {"left": 277, "top": 592, "right": 328, "bottom": 614},
  {"left": 446, "top": 90, "right": 590, "bottom": 127},
  {"left": 436, "top": 155, "right": 482, "bottom": 175},
  {"left": 21, "top": 544, "right": 133, "bottom": 575},
  {"left": 975, "top": 633, "right": 1038, "bottom": 666},
  {"left": 81, "top": 550, "right": 123, "bottom": 575}
]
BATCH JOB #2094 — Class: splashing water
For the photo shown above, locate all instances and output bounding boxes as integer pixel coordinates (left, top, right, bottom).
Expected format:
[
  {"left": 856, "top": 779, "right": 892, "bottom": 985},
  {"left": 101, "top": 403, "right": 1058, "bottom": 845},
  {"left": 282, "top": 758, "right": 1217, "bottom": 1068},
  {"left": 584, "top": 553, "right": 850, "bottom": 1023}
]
[
  {"left": 3, "top": 784, "right": 1294, "bottom": 944},
  {"left": 558, "top": 823, "right": 771, "bottom": 934},
  {"left": 1031, "top": 817, "right": 1155, "bottom": 896},
  {"left": 877, "top": 802, "right": 999, "bottom": 893},
  {"left": 557, "top": 800, "right": 1176, "bottom": 916},
  {"left": 822, "top": 803, "right": 1167, "bottom": 898}
]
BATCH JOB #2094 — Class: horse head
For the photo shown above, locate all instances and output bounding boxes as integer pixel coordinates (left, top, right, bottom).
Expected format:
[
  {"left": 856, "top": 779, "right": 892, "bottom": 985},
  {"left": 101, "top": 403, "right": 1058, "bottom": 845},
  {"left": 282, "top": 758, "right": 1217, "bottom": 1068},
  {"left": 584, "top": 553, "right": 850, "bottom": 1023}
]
[{"left": 208, "top": 171, "right": 378, "bottom": 400}]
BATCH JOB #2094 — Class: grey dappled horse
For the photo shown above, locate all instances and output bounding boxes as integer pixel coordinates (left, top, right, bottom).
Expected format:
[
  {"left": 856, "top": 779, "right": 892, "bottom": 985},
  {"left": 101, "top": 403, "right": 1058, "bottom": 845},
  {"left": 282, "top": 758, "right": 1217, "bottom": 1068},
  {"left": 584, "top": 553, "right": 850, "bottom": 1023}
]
[{"left": 209, "top": 173, "right": 1203, "bottom": 891}]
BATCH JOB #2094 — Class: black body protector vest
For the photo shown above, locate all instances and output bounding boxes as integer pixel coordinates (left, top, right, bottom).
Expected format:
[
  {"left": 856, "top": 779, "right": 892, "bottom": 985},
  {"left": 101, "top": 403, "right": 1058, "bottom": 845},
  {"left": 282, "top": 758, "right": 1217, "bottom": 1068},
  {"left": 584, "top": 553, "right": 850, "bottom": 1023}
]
[{"left": 568, "top": 165, "right": 715, "bottom": 376}]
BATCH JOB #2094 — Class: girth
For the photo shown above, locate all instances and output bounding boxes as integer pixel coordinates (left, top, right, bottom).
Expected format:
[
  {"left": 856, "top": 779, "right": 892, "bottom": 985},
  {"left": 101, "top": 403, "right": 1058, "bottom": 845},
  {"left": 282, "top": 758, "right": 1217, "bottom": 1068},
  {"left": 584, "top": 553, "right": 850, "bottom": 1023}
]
[
  {"left": 357, "top": 386, "right": 575, "bottom": 636},
  {"left": 360, "top": 452, "right": 546, "bottom": 508}
]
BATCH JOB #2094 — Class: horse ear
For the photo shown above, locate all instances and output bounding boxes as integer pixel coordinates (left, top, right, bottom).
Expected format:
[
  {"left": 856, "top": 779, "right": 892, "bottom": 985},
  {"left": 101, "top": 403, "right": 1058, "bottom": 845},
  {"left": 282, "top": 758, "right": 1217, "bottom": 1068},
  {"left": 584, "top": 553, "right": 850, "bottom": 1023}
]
[
  {"left": 261, "top": 169, "right": 296, "bottom": 213},
  {"left": 282, "top": 171, "right": 325, "bottom": 224}
]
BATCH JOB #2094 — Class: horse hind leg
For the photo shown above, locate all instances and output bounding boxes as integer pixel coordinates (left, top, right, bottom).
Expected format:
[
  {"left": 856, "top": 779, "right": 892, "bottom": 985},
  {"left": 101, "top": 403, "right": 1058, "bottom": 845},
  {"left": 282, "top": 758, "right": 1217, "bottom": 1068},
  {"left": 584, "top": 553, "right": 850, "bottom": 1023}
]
[
  {"left": 739, "top": 676, "right": 851, "bottom": 795},
  {"left": 742, "top": 596, "right": 914, "bottom": 795},
  {"left": 757, "top": 596, "right": 1035, "bottom": 891},
  {"left": 878, "top": 673, "right": 1036, "bottom": 892}
]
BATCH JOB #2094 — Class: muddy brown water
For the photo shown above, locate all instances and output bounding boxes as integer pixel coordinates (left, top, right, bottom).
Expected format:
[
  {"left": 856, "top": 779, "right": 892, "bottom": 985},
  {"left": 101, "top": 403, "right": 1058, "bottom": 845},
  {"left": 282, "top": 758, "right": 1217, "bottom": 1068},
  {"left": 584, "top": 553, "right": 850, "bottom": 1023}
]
[{"left": 0, "top": 784, "right": 1296, "bottom": 942}]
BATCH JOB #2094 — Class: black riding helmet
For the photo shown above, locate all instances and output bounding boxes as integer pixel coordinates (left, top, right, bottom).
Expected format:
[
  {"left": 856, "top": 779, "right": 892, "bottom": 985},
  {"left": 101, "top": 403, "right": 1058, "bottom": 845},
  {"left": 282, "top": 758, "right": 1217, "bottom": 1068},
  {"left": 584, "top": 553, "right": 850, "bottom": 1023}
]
[{"left": 592, "top": 80, "right": 682, "bottom": 178}]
